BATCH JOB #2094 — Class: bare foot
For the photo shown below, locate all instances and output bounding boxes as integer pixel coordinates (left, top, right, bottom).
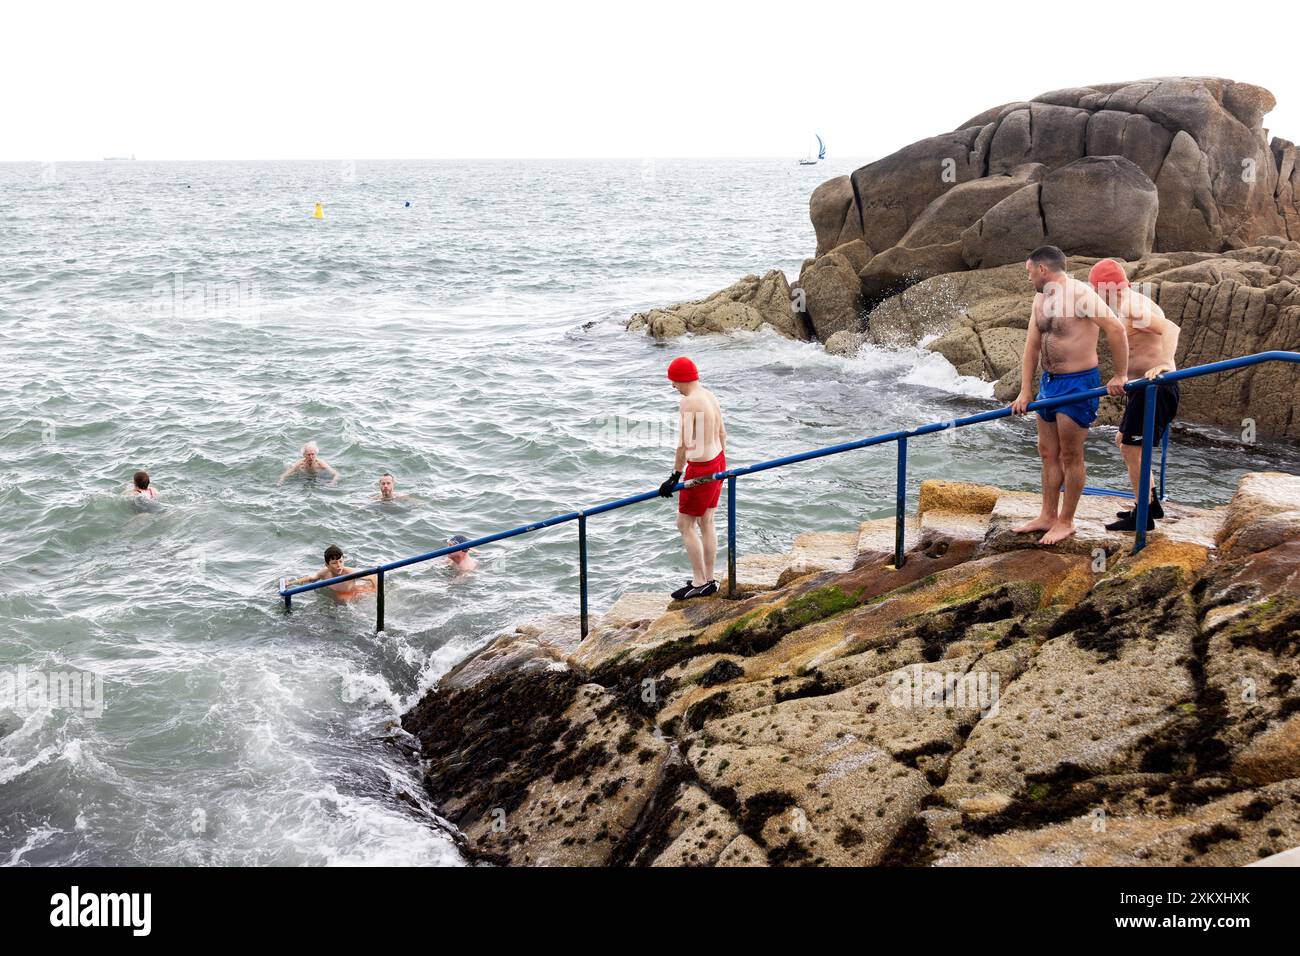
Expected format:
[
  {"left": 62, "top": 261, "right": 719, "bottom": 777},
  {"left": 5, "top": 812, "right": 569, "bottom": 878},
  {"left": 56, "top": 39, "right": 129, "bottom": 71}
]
[
  {"left": 1039, "top": 522, "right": 1077, "bottom": 545},
  {"left": 1012, "top": 516, "right": 1056, "bottom": 534}
]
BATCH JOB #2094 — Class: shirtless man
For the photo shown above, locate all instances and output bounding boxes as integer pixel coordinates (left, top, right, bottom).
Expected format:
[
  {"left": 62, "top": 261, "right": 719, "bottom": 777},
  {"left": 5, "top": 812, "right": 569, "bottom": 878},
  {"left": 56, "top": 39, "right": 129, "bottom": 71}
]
[
  {"left": 1011, "top": 246, "right": 1129, "bottom": 545},
  {"left": 657, "top": 356, "right": 727, "bottom": 600},
  {"left": 283, "top": 544, "right": 376, "bottom": 599},
  {"left": 376, "top": 472, "right": 403, "bottom": 501},
  {"left": 446, "top": 534, "right": 479, "bottom": 572},
  {"left": 277, "top": 441, "right": 339, "bottom": 486},
  {"left": 1088, "top": 259, "right": 1181, "bottom": 532}
]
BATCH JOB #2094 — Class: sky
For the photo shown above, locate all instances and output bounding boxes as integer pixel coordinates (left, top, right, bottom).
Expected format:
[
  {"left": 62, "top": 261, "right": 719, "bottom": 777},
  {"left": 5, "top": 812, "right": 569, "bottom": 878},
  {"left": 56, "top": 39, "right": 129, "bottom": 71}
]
[{"left": 3, "top": 0, "right": 1298, "bottom": 162}]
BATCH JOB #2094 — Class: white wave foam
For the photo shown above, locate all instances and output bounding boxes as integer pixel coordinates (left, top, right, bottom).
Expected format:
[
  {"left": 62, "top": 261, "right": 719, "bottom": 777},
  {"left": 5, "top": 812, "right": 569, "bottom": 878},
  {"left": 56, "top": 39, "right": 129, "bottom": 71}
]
[{"left": 897, "top": 348, "right": 996, "bottom": 399}]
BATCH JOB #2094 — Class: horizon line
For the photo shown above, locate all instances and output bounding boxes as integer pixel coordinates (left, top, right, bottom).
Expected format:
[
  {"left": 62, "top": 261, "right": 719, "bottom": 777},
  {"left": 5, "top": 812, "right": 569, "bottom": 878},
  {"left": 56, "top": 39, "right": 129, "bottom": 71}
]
[{"left": 0, "top": 155, "right": 876, "bottom": 165}]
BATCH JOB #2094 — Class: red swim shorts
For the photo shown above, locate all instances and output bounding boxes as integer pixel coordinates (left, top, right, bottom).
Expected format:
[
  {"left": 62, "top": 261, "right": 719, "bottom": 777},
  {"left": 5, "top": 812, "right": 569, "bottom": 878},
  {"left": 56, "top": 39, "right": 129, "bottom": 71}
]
[{"left": 679, "top": 451, "right": 726, "bottom": 516}]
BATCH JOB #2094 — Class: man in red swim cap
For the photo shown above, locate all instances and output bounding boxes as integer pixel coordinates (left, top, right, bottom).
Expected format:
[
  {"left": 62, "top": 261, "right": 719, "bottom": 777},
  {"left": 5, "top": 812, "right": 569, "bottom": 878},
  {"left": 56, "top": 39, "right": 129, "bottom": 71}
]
[
  {"left": 657, "top": 356, "right": 727, "bottom": 600},
  {"left": 1087, "top": 259, "right": 1182, "bottom": 533}
]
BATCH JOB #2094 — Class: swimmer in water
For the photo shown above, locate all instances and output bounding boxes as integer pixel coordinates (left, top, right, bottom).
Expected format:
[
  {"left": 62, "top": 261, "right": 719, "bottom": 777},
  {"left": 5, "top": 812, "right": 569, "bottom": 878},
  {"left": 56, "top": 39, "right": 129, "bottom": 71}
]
[
  {"left": 446, "top": 535, "right": 479, "bottom": 572},
  {"left": 277, "top": 441, "right": 340, "bottom": 486},
  {"left": 375, "top": 472, "right": 414, "bottom": 502},
  {"left": 284, "top": 544, "right": 377, "bottom": 599},
  {"left": 122, "top": 470, "right": 159, "bottom": 501}
]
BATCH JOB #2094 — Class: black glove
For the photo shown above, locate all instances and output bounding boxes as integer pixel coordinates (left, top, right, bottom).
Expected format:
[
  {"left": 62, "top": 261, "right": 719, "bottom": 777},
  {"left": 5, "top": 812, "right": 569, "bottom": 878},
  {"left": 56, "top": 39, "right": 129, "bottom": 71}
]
[{"left": 658, "top": 471, "right": 682, "bottom": 497}]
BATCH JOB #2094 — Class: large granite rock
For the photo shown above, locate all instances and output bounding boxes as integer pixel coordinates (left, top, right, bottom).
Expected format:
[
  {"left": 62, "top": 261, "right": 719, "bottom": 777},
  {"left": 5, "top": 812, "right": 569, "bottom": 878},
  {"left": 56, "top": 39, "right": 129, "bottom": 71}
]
[
  {"left": 810, "top": 176, "right": 866, "bottom": 257},
  {"left": 961, "top": 156, "right": 1158, "bottom": 269},
  {"left": 809, "top": 77, "right": 1300, "bottom": 306},
  {"left": 627, "top": 270, "right": 809, "bottom": 340},
  {"left": 795, "top": 248, "right": 865, "bottom": 340}
]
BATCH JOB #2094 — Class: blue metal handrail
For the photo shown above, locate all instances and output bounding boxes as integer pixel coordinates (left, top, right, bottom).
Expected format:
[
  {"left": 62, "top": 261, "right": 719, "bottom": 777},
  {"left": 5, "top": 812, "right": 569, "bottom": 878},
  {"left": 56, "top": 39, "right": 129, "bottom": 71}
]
[{"left": 279, "top": 351, "right": 1300, "bottom": 634}]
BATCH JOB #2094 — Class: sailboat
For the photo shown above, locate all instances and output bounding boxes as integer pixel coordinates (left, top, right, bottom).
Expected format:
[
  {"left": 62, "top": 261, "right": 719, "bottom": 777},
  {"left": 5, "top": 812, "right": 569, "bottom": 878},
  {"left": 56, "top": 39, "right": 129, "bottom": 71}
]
[{"left": 798, "top": 135, "right": 826, "bottom": 165}]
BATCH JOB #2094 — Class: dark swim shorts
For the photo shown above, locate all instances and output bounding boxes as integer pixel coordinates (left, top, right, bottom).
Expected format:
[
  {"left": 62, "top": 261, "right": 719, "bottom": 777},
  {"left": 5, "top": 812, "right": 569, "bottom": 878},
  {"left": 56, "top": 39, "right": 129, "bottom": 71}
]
[
  {"left": 1119, "top": 381, "right": 1180, "bottom": 446},
  {"left": 1036, "top": 367, "right": 1101, "bottom": 429}
]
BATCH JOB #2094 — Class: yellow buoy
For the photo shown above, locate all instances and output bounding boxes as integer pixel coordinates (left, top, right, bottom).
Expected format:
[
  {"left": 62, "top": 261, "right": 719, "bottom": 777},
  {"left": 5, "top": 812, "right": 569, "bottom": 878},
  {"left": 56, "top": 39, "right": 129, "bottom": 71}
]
[{"left": 313, "top": 202, "right": 324, "bottom": 219}]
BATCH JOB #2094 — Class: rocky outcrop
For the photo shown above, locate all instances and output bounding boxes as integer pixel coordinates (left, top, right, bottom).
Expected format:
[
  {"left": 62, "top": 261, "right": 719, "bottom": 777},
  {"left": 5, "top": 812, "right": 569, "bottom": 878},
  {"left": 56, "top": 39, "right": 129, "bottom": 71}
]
[
  {"left": 821, "top": 78, "right": 1300, "bottom": 300},
  {"left": 400, "top": 472, "right": 1300, "bottom": 866},
  {"left": 627, "top": 270, "right": 809, "bottom": 340},
  {"left": 797, "top": 247, "right": 866, "bottom": 340}
]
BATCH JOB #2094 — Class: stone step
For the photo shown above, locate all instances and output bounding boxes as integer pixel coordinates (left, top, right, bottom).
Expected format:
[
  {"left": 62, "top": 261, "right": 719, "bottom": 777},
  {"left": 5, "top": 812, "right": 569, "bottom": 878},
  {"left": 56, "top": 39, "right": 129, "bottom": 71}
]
[
  {"left": 734, "top": 552, "right": 791, "bottom": 591},
  {"left": 858, "top": 517, "right": 908, "bottom": 555},
  {"left": 982, "top": 492, "right": 1130, "bottom": 556},
  {"left": 920, "top": 508, "right": 992, "bottom": 540},
  {"left": 602, "top": 591, "right": 673, "bottom": 626},
  {"left": 789, "top": 531, "right": 859, "bottom": 573}
]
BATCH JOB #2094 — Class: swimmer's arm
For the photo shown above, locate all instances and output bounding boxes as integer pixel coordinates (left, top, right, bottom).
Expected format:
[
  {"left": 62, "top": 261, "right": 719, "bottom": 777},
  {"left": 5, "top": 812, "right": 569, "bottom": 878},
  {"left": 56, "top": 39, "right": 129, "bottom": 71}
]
[
  {"left": 1012, "top": 309, "right": 1042, "bottom": 413},
  {"left": 277, "top": 461, "right": 302, "bottom": 486},
  {"left": 320, "top": 460, "right": 340, "bottom": 485},
  {"left": 346, "top": 567, "right": 379, "bottom": 589},
  {"left": 283, "top": 568, "right": 326, "bottom": 588}
]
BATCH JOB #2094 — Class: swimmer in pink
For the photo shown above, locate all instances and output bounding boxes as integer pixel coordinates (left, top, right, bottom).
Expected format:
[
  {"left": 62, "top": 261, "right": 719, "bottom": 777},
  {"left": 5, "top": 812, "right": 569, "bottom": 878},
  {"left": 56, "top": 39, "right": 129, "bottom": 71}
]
[
  {"left": 657, "top": 356, "right": 727, "bottom": 601},
  {"left": 123, "top": 470, "right": 159, "bottom": 500}
]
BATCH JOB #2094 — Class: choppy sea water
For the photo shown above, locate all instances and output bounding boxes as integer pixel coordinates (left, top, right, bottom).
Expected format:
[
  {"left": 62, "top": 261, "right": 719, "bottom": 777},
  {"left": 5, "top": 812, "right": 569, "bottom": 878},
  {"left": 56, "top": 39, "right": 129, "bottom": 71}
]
[{"left": 1, "top": 158, "right": 1295, "bottom": 866}]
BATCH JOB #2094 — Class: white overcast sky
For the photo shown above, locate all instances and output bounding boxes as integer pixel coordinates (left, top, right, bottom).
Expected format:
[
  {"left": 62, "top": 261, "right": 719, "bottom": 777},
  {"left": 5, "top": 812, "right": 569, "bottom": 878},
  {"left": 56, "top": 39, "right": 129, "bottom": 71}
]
[{"left": 4, "top": 0, "right": 1297, "bottom": 161}]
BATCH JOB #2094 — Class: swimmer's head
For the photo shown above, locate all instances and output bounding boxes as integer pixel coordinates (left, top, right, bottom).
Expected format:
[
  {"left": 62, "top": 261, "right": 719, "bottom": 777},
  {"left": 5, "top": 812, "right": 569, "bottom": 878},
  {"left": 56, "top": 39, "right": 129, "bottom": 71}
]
[
  {"left": 133, "top": 470, "right": 150, "bottom": 491},
  {"left": 447, "top": 535, "right": 471, "bottom": 563},
  {"left": 324, "top": 544, "right": 344, "bottom": 573},
  {"left": 1027, "top": 245, "right": 1067, "bottom": 293},
  {"left": 303, "top": 441, "right": 319, "bottom": 465},
  {"left": 379, "top": 472, "right": 395, "bottom": 497},
  {"left": 667, "top": 356, "right": 699, "bottom": 394}
]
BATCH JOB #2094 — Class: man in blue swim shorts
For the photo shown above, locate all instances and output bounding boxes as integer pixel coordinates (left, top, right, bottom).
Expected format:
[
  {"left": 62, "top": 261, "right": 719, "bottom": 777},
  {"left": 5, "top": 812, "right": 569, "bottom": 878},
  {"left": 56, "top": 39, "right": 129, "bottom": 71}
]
[{"left": 1011, "top": 246, "right": 1129, "bottom": 545}]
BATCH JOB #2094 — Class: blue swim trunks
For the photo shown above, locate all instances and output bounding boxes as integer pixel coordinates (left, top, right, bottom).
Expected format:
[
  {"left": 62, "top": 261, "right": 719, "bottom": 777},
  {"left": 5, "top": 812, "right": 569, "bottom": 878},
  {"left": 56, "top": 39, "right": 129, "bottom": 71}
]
[{"left": 1036, "top": 367, "right": 1101, "bottom": 428}]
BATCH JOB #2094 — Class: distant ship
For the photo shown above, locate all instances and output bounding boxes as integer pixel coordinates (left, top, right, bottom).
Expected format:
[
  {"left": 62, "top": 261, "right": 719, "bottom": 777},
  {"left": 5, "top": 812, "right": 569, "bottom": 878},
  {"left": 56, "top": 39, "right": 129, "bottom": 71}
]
[
  {"left": 103, "top": 154, "right": 137, "bottom": 161},
  {"left": 798, "top": 135, "right": 826, "bottom": 165}
]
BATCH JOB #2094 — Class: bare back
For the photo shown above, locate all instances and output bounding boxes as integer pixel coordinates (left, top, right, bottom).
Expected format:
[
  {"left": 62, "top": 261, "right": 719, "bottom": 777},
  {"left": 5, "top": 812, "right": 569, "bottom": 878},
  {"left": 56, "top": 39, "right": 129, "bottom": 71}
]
[
  {"left": 1117, "top": 287, "right": 1179, "bottom": 378},
  {"left": 679, "top": 386, "right": 724, "bottom": 461}
]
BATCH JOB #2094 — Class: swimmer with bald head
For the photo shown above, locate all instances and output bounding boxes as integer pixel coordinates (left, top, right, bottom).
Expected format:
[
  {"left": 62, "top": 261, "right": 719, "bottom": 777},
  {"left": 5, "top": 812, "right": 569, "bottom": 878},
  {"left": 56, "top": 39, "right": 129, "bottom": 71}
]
[{"left": 278, "top": 441, "right": 339, "bottom": 486}]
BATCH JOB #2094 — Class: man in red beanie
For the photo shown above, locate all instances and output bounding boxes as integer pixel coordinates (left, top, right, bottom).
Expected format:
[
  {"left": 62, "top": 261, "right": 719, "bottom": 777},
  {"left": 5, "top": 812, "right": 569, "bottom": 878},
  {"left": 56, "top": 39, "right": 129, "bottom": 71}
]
[
  {"left": 1088, "top": 259, "right": 1181, "bottom": 532},
  {"left": 658, "top": 356, "right": 727, "bottom": 600}
]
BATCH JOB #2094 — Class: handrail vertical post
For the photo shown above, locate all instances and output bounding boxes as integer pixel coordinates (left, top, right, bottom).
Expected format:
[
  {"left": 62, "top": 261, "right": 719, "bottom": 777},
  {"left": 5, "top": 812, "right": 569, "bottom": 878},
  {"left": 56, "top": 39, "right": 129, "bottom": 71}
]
[
  {"left": 578, "top": 513, "right": 589, "bottom": 638},
  {"left": 1133, "top": 382, "right": 1159, "bottom": 555},
  {"left": 894, "top": 437, "right": 908, "bottom": 569},
  {"left": 376, "top": 569, "right": 385, "bottom": 633},
  {"left": 1158, "top": 423, "right": 1170, "bottom": 501},
  {"left": 727, "top": 476, "right": 737, "bottom": 598}
]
